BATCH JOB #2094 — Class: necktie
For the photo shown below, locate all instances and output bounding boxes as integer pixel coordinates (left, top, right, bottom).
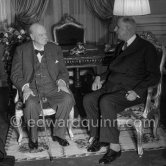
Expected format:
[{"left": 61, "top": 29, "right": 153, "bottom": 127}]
[
  {"left": 35, "top": 49, "right": 44, "bottom": 56},
  {"left": 123, "top": 42, "right": 128, "bottom": 51}
]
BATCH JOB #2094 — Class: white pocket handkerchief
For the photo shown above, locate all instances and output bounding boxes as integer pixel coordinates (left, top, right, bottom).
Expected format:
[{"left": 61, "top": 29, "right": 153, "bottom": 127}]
[{"left": 55, "top": 60, "right": 59, "bottom": 64}]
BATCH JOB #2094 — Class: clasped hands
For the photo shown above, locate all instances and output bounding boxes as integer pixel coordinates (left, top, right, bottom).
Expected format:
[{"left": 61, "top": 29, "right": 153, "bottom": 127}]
[
  {"left": 23, "top": 80, "right": 70, "bottom": 103},
  {"left": 92, "top": 76, "right": 140, "bottom": 101}
]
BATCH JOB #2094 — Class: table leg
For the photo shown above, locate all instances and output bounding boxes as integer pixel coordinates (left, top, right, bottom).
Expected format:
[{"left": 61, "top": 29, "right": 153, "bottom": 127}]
[{"left": 74, "top": 68, "right": 81, "bottom": 88}]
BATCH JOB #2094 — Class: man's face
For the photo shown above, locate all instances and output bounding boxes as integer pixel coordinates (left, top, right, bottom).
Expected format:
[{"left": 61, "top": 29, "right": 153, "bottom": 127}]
[
  {"left": 114, "top": 19, "right": 128, "bottom": 41},
  {"left": 31, "top": 26, "right": 48, "bottom": 46}
]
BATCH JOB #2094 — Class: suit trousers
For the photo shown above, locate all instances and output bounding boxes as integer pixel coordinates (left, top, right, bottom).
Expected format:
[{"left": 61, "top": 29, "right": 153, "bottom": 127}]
[
  {"left": 0, "top": 116, "right": 8, "bottom": 158},
  {"left": 83, "top": 88, "right": 145, "bottom": 144},
  {"left": 24, "top": 90, "right": 74, "bottom": 141}
]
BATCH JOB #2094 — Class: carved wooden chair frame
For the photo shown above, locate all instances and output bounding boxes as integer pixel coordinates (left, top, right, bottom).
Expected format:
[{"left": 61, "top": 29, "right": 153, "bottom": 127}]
[{"left": 52, "top": 14, "right": 85, "bottom": 45}]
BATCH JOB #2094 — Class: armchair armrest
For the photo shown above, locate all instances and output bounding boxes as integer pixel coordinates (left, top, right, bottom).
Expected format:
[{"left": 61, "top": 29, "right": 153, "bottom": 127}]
[{"left": 142, "top": 83, "right": 161, "bottom": 119}]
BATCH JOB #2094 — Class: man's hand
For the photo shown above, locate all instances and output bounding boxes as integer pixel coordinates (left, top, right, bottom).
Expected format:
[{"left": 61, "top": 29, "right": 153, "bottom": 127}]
[
  {"left": 23, "top": 85, "right": 35, "bottom": 103},
  {"left": 92, "top": 76, "right": 103, "bottom": 91},
  {"left": 57, "top": 80, "right": 70, "bottom": 94},
  {"left": 126, "top": 90, "right": 140, "bottom": 101}
]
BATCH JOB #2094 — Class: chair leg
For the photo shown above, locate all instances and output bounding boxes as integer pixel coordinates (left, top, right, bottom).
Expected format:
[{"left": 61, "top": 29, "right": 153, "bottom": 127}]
[
  {"left": 15, "top": 111, "right": 23, "bottom": 145},
  {"left": 153, "top": 114, "right": 159, "bottom": 140},
  {"left": 67, "top": 107, "right": 74, "bottom": 140},
  {"left": 133, "top": 120, "right": 143, "bottom": 157}
]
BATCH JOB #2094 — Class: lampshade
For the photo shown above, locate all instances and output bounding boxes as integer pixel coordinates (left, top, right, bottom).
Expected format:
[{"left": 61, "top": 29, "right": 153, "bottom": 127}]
[{"left": 113, "top": 0, "right": 151, "bottom": 16}]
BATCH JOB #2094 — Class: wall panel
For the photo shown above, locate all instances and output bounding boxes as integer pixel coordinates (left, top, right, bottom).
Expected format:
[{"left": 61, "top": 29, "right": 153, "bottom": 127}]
[{"left": 135, "top": 14, "right": 166, "bottom": 45}]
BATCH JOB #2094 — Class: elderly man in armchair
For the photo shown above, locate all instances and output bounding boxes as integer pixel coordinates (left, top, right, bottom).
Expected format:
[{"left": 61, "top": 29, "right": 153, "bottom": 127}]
[
  {"left": 11, "top": 23, "right": 75, "bottom": 150},
  {"left": 83, "top": 17, "right": 161, "bottom": 164}
]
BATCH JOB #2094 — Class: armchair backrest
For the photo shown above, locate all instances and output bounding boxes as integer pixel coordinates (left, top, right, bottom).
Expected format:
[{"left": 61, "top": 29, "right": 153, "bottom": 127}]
[
  {"left": 140, "top": 31, "right": 166, "bottom": 74},
  {"left": 139, "top": 31, "right": 166, "bottom": 118},
  {"left": 52, "top": 14, "right": 85, "bottom": 46}
]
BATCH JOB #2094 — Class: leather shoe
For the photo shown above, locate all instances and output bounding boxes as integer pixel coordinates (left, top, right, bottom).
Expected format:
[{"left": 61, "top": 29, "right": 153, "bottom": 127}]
[
  {"left": 99, "top": 149, "right": 121, "bottom": 164},
  {"left": 87, "top": 138, "right": 109, "bottom": 152},
  {"left": 52, "top": 136, "right": 69, "bottom": 146},
  {"left": 28, "top": 139, "right": 38, "bottom": 150}
]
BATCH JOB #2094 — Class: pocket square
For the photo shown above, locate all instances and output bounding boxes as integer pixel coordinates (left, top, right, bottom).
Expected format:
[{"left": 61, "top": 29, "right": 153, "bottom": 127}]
[{"left": 55, "top": 60, "right": 59, "bottom": 64}]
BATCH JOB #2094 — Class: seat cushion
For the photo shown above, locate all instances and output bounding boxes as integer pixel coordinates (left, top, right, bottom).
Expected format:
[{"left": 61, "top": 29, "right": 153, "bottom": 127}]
[
  {"left": 15, "top": 108, "right": 56, "bottom": 117},
  {"left": 118, "top": 103, "right": 145, "bottom": 119},
  {"left": 117, "top": 104, "right": 145, "bottom": 127}
]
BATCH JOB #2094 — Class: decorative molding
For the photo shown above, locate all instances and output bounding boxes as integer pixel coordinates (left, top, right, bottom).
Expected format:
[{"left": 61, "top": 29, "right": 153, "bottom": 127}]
[{"left": 135, "top": 14, "right": 166, "bottom": 45}]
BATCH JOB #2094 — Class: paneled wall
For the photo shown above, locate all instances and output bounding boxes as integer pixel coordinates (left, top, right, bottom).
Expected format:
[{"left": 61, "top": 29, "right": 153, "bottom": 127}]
[
  {"left": 133, "top": 0, "right": 166, "bottom": 45},
  {"left": 135, "top": 15, "right": 166, "bottom": 45},
  {"left": 136, "top": 0, "right": 166, "bottom": 45},
  {"left": 150, "top": 0, "right": 166, "bottom": 15}
]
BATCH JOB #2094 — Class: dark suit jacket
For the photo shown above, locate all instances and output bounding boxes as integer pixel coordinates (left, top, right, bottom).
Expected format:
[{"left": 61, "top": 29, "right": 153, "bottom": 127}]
[
  {"left": 101, "top": 35, "right": 161, "bottom": 97},
  {"left": 11, "top": 41, "right": 69, "bottom": 92}
]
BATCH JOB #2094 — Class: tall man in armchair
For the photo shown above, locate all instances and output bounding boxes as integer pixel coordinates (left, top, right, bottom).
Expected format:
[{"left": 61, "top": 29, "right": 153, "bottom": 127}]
[
  {"left": 11, "top": 23, "right": 75, "bottom": 149},
  {"left": 83, "top": 17, "right": 161, "bottom": 164}
]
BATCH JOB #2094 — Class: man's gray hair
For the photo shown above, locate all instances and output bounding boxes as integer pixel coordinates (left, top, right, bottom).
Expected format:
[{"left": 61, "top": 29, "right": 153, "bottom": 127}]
[
  {"left": 120, "top": 16, "right": 136, "bottom": 24},
  {"left": 29, "top": 23, "right": 41, "bottom": 34},
  {"left": 120, "top": 16, "right": 136, "bottom": 32}
]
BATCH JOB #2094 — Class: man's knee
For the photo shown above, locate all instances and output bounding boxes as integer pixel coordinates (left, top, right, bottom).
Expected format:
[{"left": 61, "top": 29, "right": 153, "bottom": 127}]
[
  {"left": 25, "top": 97, "right": 39, "bottom": 109},
  {"left": 99, "top": 95, "right": 115, "bottom": 111},
  {"left": 100, "top": 96, "right": 109, "bottom": 106},
  {"left": 63, "top": 93, "right": 73, "bottom": 105},
  {"left": 83, "top": 93, "right": 94, "bottom": 106}
]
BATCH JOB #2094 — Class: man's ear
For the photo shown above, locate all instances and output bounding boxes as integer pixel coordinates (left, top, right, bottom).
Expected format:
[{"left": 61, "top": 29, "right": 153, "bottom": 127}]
[
  {"left": 30, "top": 34, "right": 34, "bottom": 40},
  {"left": 126, "top": 24, "right": 131, "bottom": 31}
]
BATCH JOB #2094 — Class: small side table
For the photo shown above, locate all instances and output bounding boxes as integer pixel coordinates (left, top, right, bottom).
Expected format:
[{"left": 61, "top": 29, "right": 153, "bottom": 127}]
[{"left": 64, "top": 49, "right": 107, "bottom": 88}]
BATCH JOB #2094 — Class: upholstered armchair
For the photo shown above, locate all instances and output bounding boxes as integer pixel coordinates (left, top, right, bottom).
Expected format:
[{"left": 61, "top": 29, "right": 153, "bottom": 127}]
[
  {"left": 14, "top": 89, "right": 74, "bottom": 145},
  {"left": 117, "top": 31, "right": 166, "bottom": 157},
  {"left": 52, "top": 14, "right": 85, "bottom": 47}
]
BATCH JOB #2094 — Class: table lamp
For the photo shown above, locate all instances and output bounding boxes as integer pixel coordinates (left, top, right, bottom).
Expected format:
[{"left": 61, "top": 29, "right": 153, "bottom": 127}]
[{"left": 113, "top": 0, "right": 151, "bottom": 16}]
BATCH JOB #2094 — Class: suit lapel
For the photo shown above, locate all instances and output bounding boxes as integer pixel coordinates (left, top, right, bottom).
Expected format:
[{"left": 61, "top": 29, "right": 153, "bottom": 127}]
[
  {"left": 25, "top": 41, "right": 34, "bottom": 64},
  {"left": 22, "top": 41, "right": 35, "bottom": 83},
  {"left": 110, "top": 36, "right": 140, "bottom": 66},
  {"left": 120, "top": 36, "right": 139, "bottom": 57},
  {"left": 24, "top": 41, "right": 34, "bottom": 71}
]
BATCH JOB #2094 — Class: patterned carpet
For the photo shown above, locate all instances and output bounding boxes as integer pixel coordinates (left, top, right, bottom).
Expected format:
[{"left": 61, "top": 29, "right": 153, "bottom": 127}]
[{"left": 5, "top": 125, "right": 166, "bottom": 162}]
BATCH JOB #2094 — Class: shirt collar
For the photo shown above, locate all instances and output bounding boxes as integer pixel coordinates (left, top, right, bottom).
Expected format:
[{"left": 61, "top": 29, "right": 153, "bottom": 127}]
[{"left": 126, "top": 34, "right": 136, "bottom": 46}]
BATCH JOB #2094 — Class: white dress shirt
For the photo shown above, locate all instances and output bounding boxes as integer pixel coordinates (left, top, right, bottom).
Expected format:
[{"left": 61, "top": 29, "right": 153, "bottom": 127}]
[
  {"left": 33, "top": 44, "right": 44, "bottom": 63},
  {"left": 125, "top": 34, "right": 136, "bottom": 47}
]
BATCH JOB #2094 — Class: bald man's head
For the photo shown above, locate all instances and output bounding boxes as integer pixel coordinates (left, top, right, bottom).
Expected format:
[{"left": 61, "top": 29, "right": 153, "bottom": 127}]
[
  {"left": 114, "top": 16, "right": 136, "bottom": 41},
  {"left": 29, "top": 23, "right": 48, "bottom": 47}
]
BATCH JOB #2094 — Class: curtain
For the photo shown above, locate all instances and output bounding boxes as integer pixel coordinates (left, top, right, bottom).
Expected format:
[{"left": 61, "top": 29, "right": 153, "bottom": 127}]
[
  {"left": 0, "top": 0, "right": 11, "bottom": 82},
  {"left": 41, "top": 0, "right": 70, "bottom": 40},
  {"left": 11, "top": 0, "right": 49, "bottom": 30},
  {"left": 85, "top": 0, "right": 114, "bottom": 20},
  {"left": 43, "top": 0, "right": 109, "bottom": 43},
  {"left": 0, "top": 0, "right": 11, "bottom": 31},
  {"left": 69, "top": 0, "right": 109, "bottom": 44},
  {"left": 85, "top": 0, "right": 117, "bottom": 45}
]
